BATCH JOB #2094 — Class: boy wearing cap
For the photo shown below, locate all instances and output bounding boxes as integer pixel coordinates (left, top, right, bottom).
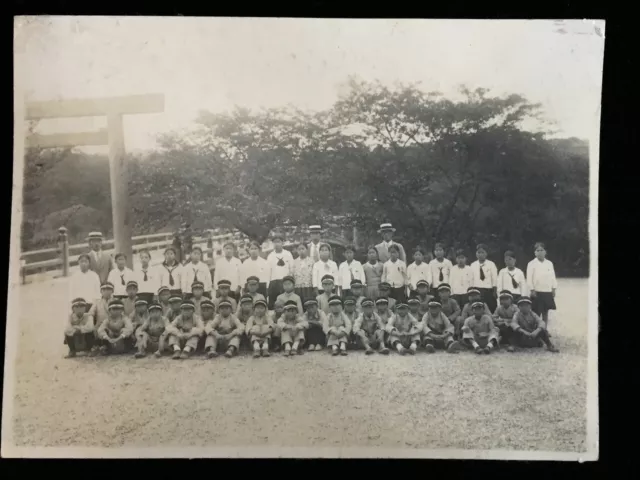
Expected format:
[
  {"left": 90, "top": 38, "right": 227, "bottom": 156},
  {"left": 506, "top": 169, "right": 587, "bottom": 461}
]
[
  {"left": 375, "top": 297, "right": 394, "bottom": 326},
  {"left": 182, "top": 246, "right": 213, "bottom": 298},
  {"left": 497, "top": 251, "right": 527, "bottom": 303},
  {"left": 135, "top": 302, "right": 171, "bottom": 358},
  {"left": 437, "top": 284, "right": 461, "bottom": 326},
  {"left": 422, "top": 301, "right": 461, "bottom": 354},
  {"left": 244, "top": 276, "right": 267, "bottom": 305},
  {"left": 353, "top": 298, "right": 389, "bottom": 355},
  {"left": 462, "top": 302, "right": 499, "bottom": 354},
  {"left": 526, "top": 242, "right": 558, "bottom": 327},
  {"left": 415, "top": 280, "right": 433, "bottom": 318},
  {"left": 338, "top": 245, "right": 366, "bottom": 298},
  {"left": 293, "top": 243, "right": 315, "bottom": 303},
  {"left": 323, "top": 295, "right": 352, "bottom": 356},
  {"left": 428, "top": 243, "right": 453, "bottom": 295},
  {"left": 450, "top": 250, "right": 473, "bottom": 307},
  {"left": 376, "top": 282, "right": 397, "bottom": 312},
  {"left": 245, "top": 299, "right": 276, "bottom": 357},
  {"left": 214, "top": 242, "right": 242, "bottom": 301},
  {"left": 88, "top": 283, "right": 115, "bottom": 345},
  {"left": 159, "top": 248, "right": 184, "bottom": 296},
  {"left": 130, "top": 298, "right": 150, "bottom": 347},
  {"left": 213, "top": 280, "right": 239, "bottom": 312},
  {"left": 87, "top": 231, "right": 114, "bottom": 285},
  {"left": 241, "top": 241, "right": 270, "bottom": 298},
  {"left": 64, "top": 298, "right": 95, "bottom": 358},
  {"left": 471, "top": 244, "right": 498, "bottom": 312},
  {"left": 459, "top": 287, "right": 492, "bottom": 336},
  {"left": 236, "top": 294, "right": 254, "bottom": 324},
  {"left": 122, "top": 280, "right": 139, "bottom": 317},
  {"left": 407, "top": 247, "right": 432, "bottom": 296},
  {"left": 107, "top": 253, "right": 135, "bottom": 298},
  {"left": 204, "top": 298, "right": 244, "bottom": 358},
  {"left": 386, "top": 303, "right": 421, "bottom": 355},
  {"left": 312, "top": 244, "right": 339, "bottom": 295},
  {"left": 276, "top": 275, "right": 304, "bottom": 315},
  {"left": 510, "top": 297, "right": 559, "bottom": 353},
  {"left": 96, "top": 299, "right": 135, "bottom": 355},
  {"left": 167, "top": 299, "right": 205, "bottom": 359},
  {"left": 316, "top": 275, "right": 337, "bottom": 315},
  {"left": 278, "top": 300, "right": 308, "bottom": 356},
  {"left": 349, "top": 279, "right": 366, "bottom": 313},
  {"left": 69, "top": 254, "right": 101, "bottom": 310},
  {"left": 343, "top": 297, "right": 359, "bottom": 347},
  {"left": 189, "top": 281, "right": 207, "bottom": 316},
  {"left": 158, "top": 286, "right": 172, "bottom": 316},
  {"left": 266, "top": 235, "right": 294, "bottom": 309},
  {"left": 135, "top": 249, "right": 159, "bottom": 304},
  {"left": 363, "top": 246, "right": 384, "bottom": 300},
  {"left": 493, "top": 290, "right": 519, "bottom": 348},
  {"left": 302, "top": 298, "right": 327, "bottom": 351},
  {"left": 381, "top": 244, "right": 408, "bottom": 304},
  {"left": 166, "top": 294, "right": 183, "bottom": 322},
  {"left": 408, "top": 296, "right": 422, "bottom": 320},
  {"left": 375, "top": 223, "right": 406, "bottom": 263}
]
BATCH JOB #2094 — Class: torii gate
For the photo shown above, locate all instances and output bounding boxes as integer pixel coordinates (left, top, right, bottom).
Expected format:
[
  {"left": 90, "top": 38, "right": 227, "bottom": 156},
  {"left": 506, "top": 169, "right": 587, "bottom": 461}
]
[{"left": 22, "top": 93, "right": 165, "bottom": 269}]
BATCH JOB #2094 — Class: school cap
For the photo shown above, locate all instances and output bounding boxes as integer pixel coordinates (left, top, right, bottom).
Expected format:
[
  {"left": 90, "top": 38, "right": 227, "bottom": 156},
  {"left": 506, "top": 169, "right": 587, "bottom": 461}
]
[
  {"left": 71, "top": 297, "right": 87, "bottom": 308},
  {"left": 239, "top": 295, "right": 253, "bottom": 304},
  {"left": 517, "top": 296, "right": 533, "bottom": 305},
  {"left": 467, "top": 287, "right": 481, "bottom": 295},
  {"left": 328, "top": 295, "right": 343, "bottom": 306},
  {"left": 437, "top": 283, "right": 451, "bottom": 292},
  {"left": 126, "top": 280, "right": 138, "bottom": 289},
  {"left": 282, "top": 275, "right": 295, "bottom": 284},
  {"left": 217, "top": 279, "right": 232, "bottom": 288},
  {"left": 361, "top": 298, "right": 374, "bottom": 308},
  {"left": 107, "top": 299, "right": 124, "bottom": 310},
  {"left": 499, "top": 290, "right": 514, "bottom": 299},
  {"left": 169, "top": 295, "right": 183, "bottom": 303},
  {"left": 375, "top": 297, "right": 389, "bottom": 305},
  {"left": 148, "top": 302, "right": 163, "bottom": 312},
  {"left": 180, "top": 299, "right": 195, "bottom": 309},
  {"left": 134, "top": 299, "right": 148, "bottom": 307},
  {"left": 472, "top": 301, "right": 485, "bottom": 309},
  {"left": 378, "top": 282, "right": 391, "bottom": 290},
  {"left": 100, "top": 282, "right": 115, "bottom": 291},
  {"left": 350, "top": 279, "right": 364, "bottom": 287},
  {"left": 343, "top": 297, "right": 356, "bottom": 306},
  {"left": 416, "top": 279, "right": 429, "bottom": 288},
  {"left": 201, "top": 299, "right": 215, "bottom": 309},
  {"left": 309, "top": 225, "right": 323, "bottom": 232},
  {"left": 284, "top": 300, "right": 298, "bottom": 310},
  {"left": 407, "top": 297, "right": 421, "bottom": 305},
  {"left": 87, "top": 231, "right": 103, "bottom": 240},
  {"left": 191, "top": 281, "right": 204, "bottom": 290},
  {"left": 157, "top": 286, "right": 170, "bottom": 295},
  {"left": 304, "top": 298, "right": 318, "bottom": 307},
  {"left": 396, "top": 303, "right": 408, "bottom": 310},
  {"left": 428, "top": 300, "right": 442, "bottom": 308},
  {"left": 321, "top": 275, "right": 335, "bottom": 283},
  {"left": 246, "top": 276, "right": 260, "bottom": 284},
  {"left": 218, "top": 299, "right": 233, "bottom": 309},
  {"left": 254, "top": 299, "right": 268, "bottom": 308}
]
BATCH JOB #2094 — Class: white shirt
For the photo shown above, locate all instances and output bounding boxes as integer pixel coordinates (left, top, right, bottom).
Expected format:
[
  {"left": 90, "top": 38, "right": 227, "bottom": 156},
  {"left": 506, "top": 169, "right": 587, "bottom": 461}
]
[
  {"left": 470, "top": 260, "right": 498, "bottom": 289},
  {"left": 497, "top": 267, "right": 528, "bottom": 296},
  {"left": 107, "top": 267, "right": 136, "bottom": 296},
  {"left": 338, "top": 260, "right": 366, "bottom": 290},
  {"left": 428, "top": 258, "right": 453, "bottom": 288},
  {"left": 182, "top": 261, "right": 213, "bottom": 293},
  {"left": 382, "top": 259, "right": 408, "bottom": 288},
  {"left": 213, "top": 256, "right": 243, "bottom": 291},
  {"left": 526, "top": 258, "right": 558, "bottom": 292},
  {"left": 449, "top": 264, "right": 473, "bottom": 295},
  {"left": 312, "top": 259, "right": 339, "bottom": 290},
  {"left": 407, "top": 262, "right": 432, "bottom": 290},
  {"left": 267, "top": 249, "right": 294, "bottom": 283},
  {"left": 69, "top": 269, "right": 101, "bottom": 304},
  {"left": 135, "top": 264, "right": 161, "bottom": 295},
  {"left": 240, "top": 256, "right": 270, "bottom": 285},
  {"left": 157, "top": 262, "right": 185, "bottom": 291}
]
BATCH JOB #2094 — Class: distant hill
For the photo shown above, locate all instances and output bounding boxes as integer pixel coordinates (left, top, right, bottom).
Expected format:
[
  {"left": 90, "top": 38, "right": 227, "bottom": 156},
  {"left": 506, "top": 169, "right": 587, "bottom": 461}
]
[{"left": 548, "top": 137, "right": 589, "bottom": 160}]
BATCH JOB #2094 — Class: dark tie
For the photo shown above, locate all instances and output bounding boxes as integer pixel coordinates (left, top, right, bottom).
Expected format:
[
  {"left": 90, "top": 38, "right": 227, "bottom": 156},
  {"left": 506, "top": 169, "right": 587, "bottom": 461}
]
[
  {"left": 143, "top": 270, "right": 148, "bottom": 282},
  {"left": 479, "top": 266, "right": 485, "bottom": 281},
  {"left": 509, "top": 273, "right": 518, "bottom": 289},
  {"left": 193, "top": 269, "right": 199, "bottom": 283},
  {"left": 167, "top": 266, "right": 175, "bottom": 286},
  {"left": 439, "top": 267, "right": 444, "bottom": 282},
  {"left": 120, "top": 274, "right": 125, "bottom": 286}
]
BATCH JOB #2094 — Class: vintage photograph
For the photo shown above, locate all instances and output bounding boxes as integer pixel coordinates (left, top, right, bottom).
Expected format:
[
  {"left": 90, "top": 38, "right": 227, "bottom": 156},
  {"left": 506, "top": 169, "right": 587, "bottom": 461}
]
[{"left": 5, "top": 17, "right": 601, "bottom": 459}]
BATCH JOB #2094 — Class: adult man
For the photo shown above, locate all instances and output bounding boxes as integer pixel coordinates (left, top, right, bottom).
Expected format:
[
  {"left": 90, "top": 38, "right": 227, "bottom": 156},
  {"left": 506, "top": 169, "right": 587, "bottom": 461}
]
[
  {"left": 375, "top": 223, "right": 406, "bottom": 263},
  {"left": 307, "top": 225, "right": 332, "bottom": 262},
  {"left": 87, "top": 231, "right": 114, "bottom": 285}
]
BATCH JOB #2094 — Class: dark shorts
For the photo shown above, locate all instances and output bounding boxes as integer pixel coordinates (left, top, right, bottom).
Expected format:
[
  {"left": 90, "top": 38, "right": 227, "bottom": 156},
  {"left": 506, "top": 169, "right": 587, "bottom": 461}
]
[
  {"left": 389, "top": 287, "right": 406, "bottom": 304},
  {"left": 169, "top": 289, "right": 183, "bottom": 297},
  {"left": 478, "top": 288, "right": 497, "bottom": 312},
  {"left": 452, "top": 294, "right": 468, "bottom": 307},
  {"left": 267, "top": 280, "right": 284, "bottom": 310},
  {"left": 296, "top": 287, "right": 315, "bottom": 304},
  {"left": 138, "top": 293, "right": 155, "bottom": 303},
  {"left": 533, "top": 292, "right": 556, "bottom": 315},
  {"left": 257, "top": 282, "right": 268, "bottom": 299}
]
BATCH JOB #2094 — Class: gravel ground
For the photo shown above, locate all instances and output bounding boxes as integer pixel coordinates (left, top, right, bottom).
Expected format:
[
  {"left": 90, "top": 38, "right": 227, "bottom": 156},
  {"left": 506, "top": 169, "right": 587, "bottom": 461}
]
[{"left": 6, "top": 278, "right": 589, "bottom": 452}]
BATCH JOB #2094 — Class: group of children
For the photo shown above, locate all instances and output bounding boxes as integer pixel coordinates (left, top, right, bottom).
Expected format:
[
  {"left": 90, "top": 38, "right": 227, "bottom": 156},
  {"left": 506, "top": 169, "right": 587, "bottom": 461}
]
[{"left": 65, "top": 231, "right": 560, "bottom": 358}]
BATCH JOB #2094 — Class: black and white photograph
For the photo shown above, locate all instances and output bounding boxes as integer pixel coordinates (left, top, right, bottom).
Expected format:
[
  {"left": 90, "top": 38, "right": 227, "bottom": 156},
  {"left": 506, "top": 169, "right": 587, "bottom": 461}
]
[{"left": 4, "top": 17, "right": 601, "bottom": 459}]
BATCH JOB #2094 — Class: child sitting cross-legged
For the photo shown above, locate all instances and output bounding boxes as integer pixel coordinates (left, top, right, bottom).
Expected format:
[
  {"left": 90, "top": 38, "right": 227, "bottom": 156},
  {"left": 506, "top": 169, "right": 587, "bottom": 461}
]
[{"left": 278, "top": 300, "right": 308, "bottom": 356}]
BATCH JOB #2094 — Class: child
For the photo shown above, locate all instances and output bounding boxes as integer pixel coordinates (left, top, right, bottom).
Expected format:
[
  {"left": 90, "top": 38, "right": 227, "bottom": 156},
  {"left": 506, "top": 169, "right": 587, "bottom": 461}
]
[
  {"left": 316, "top": 275, "right": 337, "bottom": 315},
  {"left": 167, "top": 299, "right": 204, "bottom": 359},
  {"left": 244, "top": 276, "right": 267, "bottom": 305},
  {"left": 158, "top": 247, "right": 184, "bottom": 296},
  {"left": 381, "top": 245, "right": 408, "bottom": 304},
  {"left": 236, "top": 294, "right": 255, "bottom": 325},
  {"left": 323, "top": 295, "right": 351, "bottom": 356},
  {"left": 88, "top": 283, "right": 115, "bottom": 350},
  {"left": 408, "top": 296, "right": 422, "bottom": 321},
  {"left": 376, "top": 282, "right": 397, "bottom": 312},
  {"left": 96, "top": 299, "right": 134, "bottom": 355},
  {"left": 497, "top": 251, "right": 527, "bottom": 303},
  {"left": 510, "top": 296, "right": 559, "bottom": 353},
  {"left": 107, "top": 253, "right": 135, "bottom": 298},
  {"left": 276, "top": 275, "right": 304, "bottom": 315},
  {"left": 64, "top": 298, "right": 95, "bottom": 358},
  {"left": 183, "top": 246, "right": 213, "bottom": 298},
  {"left": 69, "top": 254, "right": 101, "bottom": 310},
  {"left": 385, "top": 303, "right": 421, "bottom": 355},
  {"left": 136, "top": 249, "right": 159, "bottom": 304},
  {"left": 407, "top": 247, "right": 432, "bottom": 296},
  {"left": 213, "top": 279, "right": 238, "bottom": 312},
  {"left": 245, "top": 299, "right": 275, "bottom": 357},
  {"left": 493, "top": 290, "right": 519, "bottom": 350},
  {"left": 526, "top": 242, "right": 558, "bottom": 327},
  {"left": 461, "top": 302, "right": 499, "bottom": 354},
  {"left": 122, "top": 281, "right": 139, "bottom": 317},
  {"left": 198, "top": 298, "right": 217, "bottom": 352},
  {"left": 135, "top": 301, "right": 170, "bottom": 358},
  {"left": 308, "top": 225, "right": 331, "bottom": 262},
  {"left": 343, "top": 296, "right": 359, "bottom": 347},
  {"left": 375, "top": 297, "right": 394, "bottom": 325},
  {"left": 190, "top": 281, "right": 207, "bottom": 316},
  {"left": 240, "top": 241, "right": 270, "bottom": 298},
  {"left": 129, "top": 298, "right": 149, "bottom": 349},
  {"left": 158, "top": 286, "right": 172, "bottom": 317},
  {"left": 338, "top": 245, "right": 366, "bottom": 298},
  {"left": 312, "top": 244, "right": 339, "bottom": 295},
  {"left": 167, "top": 294, "right": 184, "bottom": 322},
  {"left": 450, "top": 249, "right": 473, "bottom": 307},
  {"left": 266, "top": 235, "right": 294, "bottom": 309},
  {"left": 303, "top": 298, "right": 327, "bottom": 351},
  {"left": 278, "top": 300, "right": 308, "bottom": 356},
  {"left": 422, "top": 300, "right": 461, "bottom": 354},
  {"left": 362, "top": 246, "right": 384, "bottom": 300},
  {"left": 471, "top": 244, "right": 498, "bottom": 312},
  {"left": 214, "top": 242, "right": 242, "bottom": 301},
  {"left": 415, "top": 280, "right": 433, "bottom": 318},
  {"left": 87, "top": 231, "right": 114, "bottom": 285},
  {"left": 204, "top": 298, "right": 244, "bottom": 358},
  {"left": 437, "top": 284, "right": 461, "bottom": 327},
  {"left": 353, "top": 298, "right": 389, "bottom": 355},
  {"left": 349, "top": 279, "right": 366, "bottom": 313},
  {"left": 293, "top": 243, "right": 315, "bottom": 303},
  {"left": 459, "top": 288, "right": 492, "bottom": 337},
  {"left": 428, "top": 243, "right": 453, "bottom": 295}
]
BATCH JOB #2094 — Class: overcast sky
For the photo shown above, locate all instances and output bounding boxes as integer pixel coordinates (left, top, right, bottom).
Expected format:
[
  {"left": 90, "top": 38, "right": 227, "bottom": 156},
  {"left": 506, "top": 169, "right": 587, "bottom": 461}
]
[{"left": 15, "top": 17, "right": 605, "bottom": 153}]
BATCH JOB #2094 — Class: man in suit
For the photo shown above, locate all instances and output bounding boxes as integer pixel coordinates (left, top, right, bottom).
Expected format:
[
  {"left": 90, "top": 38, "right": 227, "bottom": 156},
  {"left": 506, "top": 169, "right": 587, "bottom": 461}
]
[
  {"left": 87, "top": 231, "right": 114, "bottom": 285},
  {"left": 307, "top": 225, "right": 332, "bottom": 262},
  {"left": 375, "top": 223, "right": 406, "bottom": 263}
]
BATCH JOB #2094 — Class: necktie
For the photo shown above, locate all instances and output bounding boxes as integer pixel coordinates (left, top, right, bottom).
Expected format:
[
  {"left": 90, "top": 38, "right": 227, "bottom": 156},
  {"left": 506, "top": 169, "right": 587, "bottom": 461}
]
[
  {"left": 479, "top": 265, "right": 485, "bottom": 281},
  {"left": 143, "top": 270, "right": 148, "bottom": 282},
  {"left": 277, "top": 256, "right": 285, "bottom": 267},
  {"left": 120, "top": 274, "right": 125, "bottom": 286},
  {"left": 167, "top": 265, "right": 175, "bottom": 287},
  {"left": 439, "top": 267, "right": 444, "bottom": 282},
  {"left": 509, "top": 273, "right": 518, "bottom": 289},
  {"left": 193, "top": 268, "right": 199, "bottom": 283}
]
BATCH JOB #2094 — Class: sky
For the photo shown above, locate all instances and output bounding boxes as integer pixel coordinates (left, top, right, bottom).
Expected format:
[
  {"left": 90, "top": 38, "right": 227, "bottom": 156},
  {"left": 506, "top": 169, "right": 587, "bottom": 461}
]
[{"left": 15, "top": 17, "right": 605, "bottom": 154}]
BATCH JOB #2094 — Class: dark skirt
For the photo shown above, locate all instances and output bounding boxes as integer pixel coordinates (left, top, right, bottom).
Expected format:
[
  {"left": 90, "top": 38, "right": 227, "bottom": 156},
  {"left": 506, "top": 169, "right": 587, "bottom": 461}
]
[
  {"left": 452, "top": 294, "right": 468, "bottom": 308},
  {"left": 389, "top": 287, "right": 406, "bottom": 304},
  {"left": 267, "top": 280, "right": 284, "bottom": 310},
  {"left": 532, "top": 292, "right": 556, "bottom": 315},
  {"left": 295, "top": 287, "right": 315, "bottom": 304},
  {"left": 257, "top": 282, "right": 268, "bottom": 299},
  {"left": 478, "top": 288, "right": 497, "bottom": 312},
  {"left": 138, "top": 293, "right": 155, "bottom": 304},
  {"left": 169, "top": 289, "right": 183, "bottom": 297}
]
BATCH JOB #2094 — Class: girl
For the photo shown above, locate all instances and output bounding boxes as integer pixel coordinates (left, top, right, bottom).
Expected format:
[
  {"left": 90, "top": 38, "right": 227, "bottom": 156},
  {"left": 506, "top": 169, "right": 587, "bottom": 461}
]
[
  {"left": 107, "top": 253, "right": 135, "bottom": 298},
  {"left": 312, "top": 244, "right": 339, "bottom": 295},
  {"left": 363, "top": 246, "right": 383, "bottom": 300},
  {"left": 381, "top": 245, "right": 408, "bottom": 304},
  {"left": 69, "top": 254, "right": 101, "bottom": 311},
  {"left": 407, "top": 247, "right": 432, "bottom": 296},
  {"left": 183, "top": 246, "right": 213, "bottom": 298},
  {"left": 337, "top": 245, "right": 366, "bottom": 298},
  {"left": 428, "top": 243, "right": 453, "bottom": 295},
  {"left": 293, "top": 243, "right": 316, "bottom": 303},
  {"left": 526, "top": 242, "right": 558, "bottom": 328},
  {"left": 240, "top": 241, "right": 269, "bottom": 298},
  {"left": 497, "top": 250, "right": 527, "bottom": 303},
  {"left": 470, "top": 244, "right": 499, "bottom": 312},
  {"left": 214, "top": 242, "right": 242, "bottom": 301},
  {"left": 158, "top": 248, "right": 184, "bottom": 296},
  {"left": 136, "top": 249, "right": 159, "bottom": 304}
]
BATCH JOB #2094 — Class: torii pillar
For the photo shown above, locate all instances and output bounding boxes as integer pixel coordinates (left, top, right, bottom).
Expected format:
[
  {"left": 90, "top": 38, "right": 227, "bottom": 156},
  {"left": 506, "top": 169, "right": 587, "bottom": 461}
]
[{"left": 24, "top": 94, "right": 165, "bottom": 268}]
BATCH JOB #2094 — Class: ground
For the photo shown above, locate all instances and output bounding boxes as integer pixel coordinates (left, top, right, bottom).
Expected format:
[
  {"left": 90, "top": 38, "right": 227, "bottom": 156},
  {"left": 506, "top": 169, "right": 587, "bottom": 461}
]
[{"left": 5, "top": 278, "right": 589, "bottom": 452}]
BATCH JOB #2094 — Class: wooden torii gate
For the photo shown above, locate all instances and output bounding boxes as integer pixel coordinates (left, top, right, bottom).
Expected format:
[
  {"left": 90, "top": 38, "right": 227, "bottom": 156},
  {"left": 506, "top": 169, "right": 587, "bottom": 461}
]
[{"left": 23, "top": 93, "right": 165, "bottom": 268}]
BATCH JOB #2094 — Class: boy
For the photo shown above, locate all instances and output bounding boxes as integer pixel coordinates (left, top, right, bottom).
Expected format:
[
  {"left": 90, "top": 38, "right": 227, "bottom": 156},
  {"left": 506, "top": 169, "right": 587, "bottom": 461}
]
[
  {"left": 461, "top": 302, "right": 499, "bottom": 354},
  {"left": 493, "top": 290, "right": 519, "bottom": 349},
  {"left": 437, "top": 284, "right": 461, "bottom": 326},
  {"left": 385, "top": 303, "right": 421, "bottom": 355},
  {"left": 236, "top": 294, "right": 255, "bottom": 325},
  {"left": 428, "top": 243, "right": 453, "bottom": 295},
  {"left": 158, "top": 247, "right": 184, "bottom": 296},
  {"left": 190, "top": 281, "right": 207, "bottom": 316},
  {"left": 422, "top": 301, "right": 461, "bottom": 354},
  {"left": 213, "top": 279, "right": 238, "bottom": 312},
  {"left": 204, "top": 299, "right": 244, "bottom": 358},
  {"left": 198, "top": 298, "right": 217, "bottom": 352},
  {"left": 316, "top": 275, "right": 337, "bottom": 315},
  {"left": 88, "top": 283, "right": 115, "bottom": 350},
  {"left": 377, "top": 282, "right": 397, "bottom": 312},
  {"left": 407, "top": 247, "right": 432, "bottom": 296},
  {"left": 497, "top": 250, "right": 527, "bottom": 303},
  {"left": 323, "top": 295, "right": 351, "bottom": 356},
  {"left": 107, "top": 253, "right": 135, "bottom": 298},
  {"left": 349, "top": 279, "right": 366, "bottom": 313},
  {"left": 303, "top": 298, "right": 327, "bottom": 351},
  {"left": 87, "top": 231, "right": 114, "bottom": 285},
  {"left": 122, "top": 280, "right": 139, "bottom": 317},
  {"left": 415, "top": 280, "right": 433, "bottom": 318},
  {"left": 343, "top": 296, "right": 359, "bottom": 347},
  {"left": 278, "top": 300, "right": 308, "bottom": 356},
  {"left": 157, "top": 286, "right": 171, "bottom": 316},
  {"left": 510, "top": 296, "right": 559, "bottom": 353},
  {"left": 167, "top": 294, "right": 184, "bottom": 322},
  {"left": 183, "top": 246, "right": 213, "bottom": 298},
  {"left": 276, "top": 275, "right": 304, "bottom": 315},
  {"left": 135, "top": 301, "right": 170, "bottom": 358},
  {"left": 375, "top": 297, "right": 394, "bottom": 326},
  {"left": 214, "top": 242, "right": 242, "bottom": 301},
  {"left": 471, "top": 244, "right": 498, "bottom": 312},
  {"left": 353, "top": 298, "right": 389, "bottom": 355},
  {"left": 408, "top": 296, "right": 422, "bottom": 321},
  {"left": 266, "top": 235, "right": 294, "bottom": 309},
  {"left": 338, "top": 245, "right": 365, "bottom": 298},
  {"left": 129, "top": 298, "right": 149, "bottom": 348},
  {"left": 293, "top": 243, "right": 315, "bottom": 303},
  {"left": 69, "top": 254, "right": 101, "bottom": 310},
  {"left": 96, "top": 299, "right": 134, "bottom": 355},
  {"left": 381, "top": 244, "right": 408, "bottom": 304},
  {"left": 246, "top": 299, "right": 276, "bottom": 357},
  {"left": 362, "top": 246, "right": 384, "bottom": 300},
  {"left": 312, "top": 244, "right": 339, "bottom": 295},
  {"left": 244, "top": 276, "right": 267, "bottom": 305},
  {"left": 450, "top": 249, "right": 473, "bottom": 307},
  {"left": 64, "top": 298, "right": 95, "bottom": 358},
  {"left": 526, "top": 242, "right": 558, "bottom": 327},
  {"left": 167, "top": 299, "right": 204, "bottom": 359},
  {"left": 136, "top": 249, "right": 159, "bottom": 304},
  {"left": 459, "top": 287, "right": 492, "bottom": 338},
  {"left": 240, "top": 241, "right": 270, "bottom": 298}
]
